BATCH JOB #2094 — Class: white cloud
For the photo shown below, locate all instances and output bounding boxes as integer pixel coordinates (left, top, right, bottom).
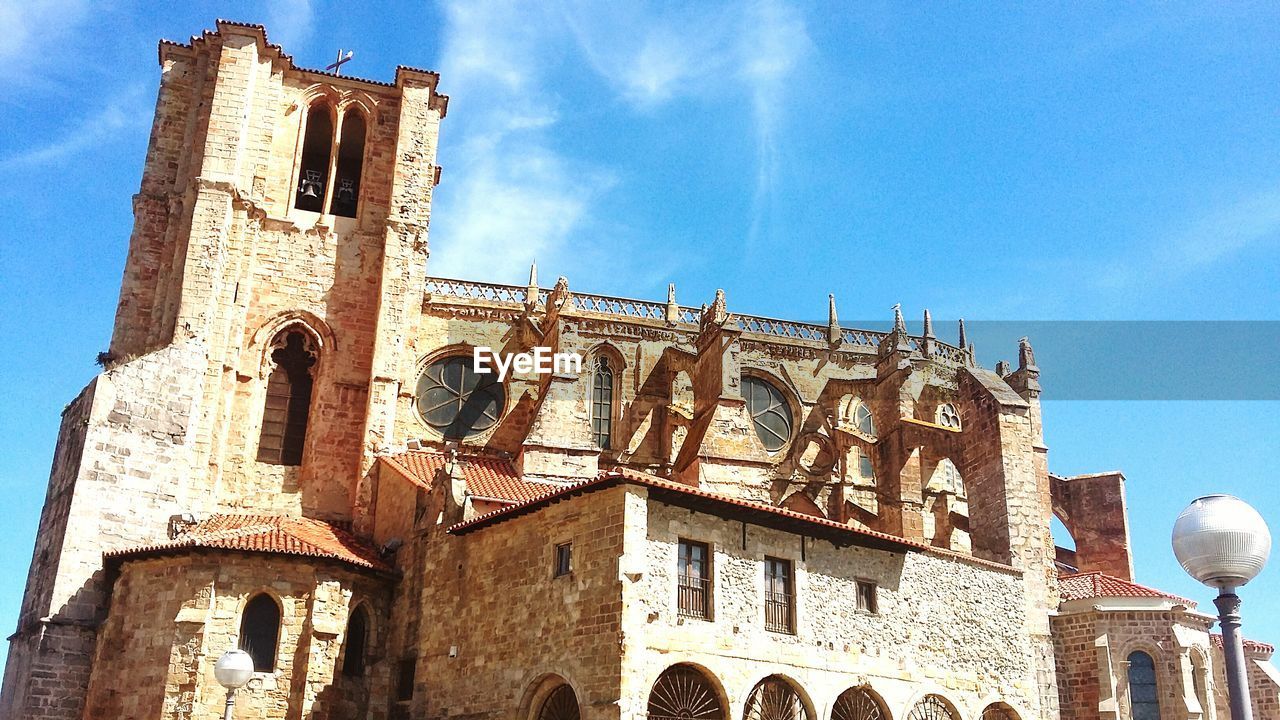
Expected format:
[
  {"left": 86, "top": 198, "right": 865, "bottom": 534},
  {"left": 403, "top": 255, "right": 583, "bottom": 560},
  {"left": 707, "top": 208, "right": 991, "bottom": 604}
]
[
  {"left": 263, "top": 0, "right": 315, "bottom": 53},
  {"left": 0, "top": 85, "right": 149, "bottom": 171},
  {"left": 0, "top": 0, "right": 90, "bottom": 87},
  {"left": 428, "top": 0, "right": 811, "bottom": 282}
]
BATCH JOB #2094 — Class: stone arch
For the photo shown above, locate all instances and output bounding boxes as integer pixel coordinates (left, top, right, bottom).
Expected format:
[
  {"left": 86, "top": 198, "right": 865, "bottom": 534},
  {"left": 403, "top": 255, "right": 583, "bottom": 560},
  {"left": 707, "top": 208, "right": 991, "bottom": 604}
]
[
  {"left": 901, "top": 692, "right": 962, "bottom": 720},
  {"left": 249, "top": 310, "right": 335, "bottom": 379},
  {"left": 978, "top": 702, "right": 1019, "bottom": 720},
  {"left": 741, "top": 673, "right": 815, "bottom": 720},
  {"left": 831, "top": 685, "right": 891, "bottom": 720},
  {"left": 339, "top": 601, "right": 372, "bottom": 677},
  {"left": 519, "top": 673, "right": 581, "bottom": 720},
  {"left": 647, "top": 663, "right": 729, "bottom": 720},
  {"left": 781, "top": 491, "right": 825, "bottom": 518},
  {"left": 237, "top": 590, "right": 284, "bottom": 673}
]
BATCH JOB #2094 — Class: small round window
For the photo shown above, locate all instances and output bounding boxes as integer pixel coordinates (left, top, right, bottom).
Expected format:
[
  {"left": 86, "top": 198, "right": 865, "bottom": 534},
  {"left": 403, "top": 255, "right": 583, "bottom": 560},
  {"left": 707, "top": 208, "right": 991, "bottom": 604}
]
[
  {"left": 415, "top": 356, "right": 505, "bottom": 439},
  {"left": 741, "top": 375, "right": 793, "bottom": 452}
]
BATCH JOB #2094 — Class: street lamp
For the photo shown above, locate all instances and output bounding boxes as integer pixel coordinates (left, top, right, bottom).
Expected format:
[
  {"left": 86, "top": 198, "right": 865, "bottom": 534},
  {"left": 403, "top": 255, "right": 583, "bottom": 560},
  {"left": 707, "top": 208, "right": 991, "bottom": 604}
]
[
  {"left": 1172, "top": 494, "right": 1272, "bottom": 720},
  {"left": 213, "top": 649, "right": 255, "bottom": 720}
]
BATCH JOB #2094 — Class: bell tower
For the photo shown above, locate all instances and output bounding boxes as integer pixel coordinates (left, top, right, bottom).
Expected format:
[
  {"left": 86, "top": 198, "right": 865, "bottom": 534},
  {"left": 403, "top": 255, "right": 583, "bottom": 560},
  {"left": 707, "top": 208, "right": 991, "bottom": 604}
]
[{"left": 0, "top": 21, "right": 447, "bottom": 719}]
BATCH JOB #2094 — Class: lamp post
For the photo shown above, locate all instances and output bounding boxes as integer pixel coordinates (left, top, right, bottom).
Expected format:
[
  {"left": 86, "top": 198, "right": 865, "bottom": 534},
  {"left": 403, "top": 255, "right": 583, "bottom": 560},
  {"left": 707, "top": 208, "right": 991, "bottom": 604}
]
[
  {"left": 1172, "top": 494, "right": 1272, "bottom": 720},
  {"left": 213, "top": 649, "right": 255, "bottom": 720}
]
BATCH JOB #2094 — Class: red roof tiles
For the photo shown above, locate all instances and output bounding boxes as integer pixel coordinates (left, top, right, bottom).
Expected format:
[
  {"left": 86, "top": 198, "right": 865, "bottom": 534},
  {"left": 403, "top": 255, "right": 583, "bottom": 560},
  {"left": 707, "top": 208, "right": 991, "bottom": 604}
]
[
  {"left": 1059, "top": 571, "right": 1195, "bottom": 607},
  {"left": 106, "top": 514, "right": 393, "bottom": 573},
  {"left": 447, "top": 466, "right": 936, "bottom": 556},
  {"left": 1211, "top": 633, "right": 1275, "bottom": 655},
  {"left": 380, "top": 450, "right": 558, "bottom": 504}
]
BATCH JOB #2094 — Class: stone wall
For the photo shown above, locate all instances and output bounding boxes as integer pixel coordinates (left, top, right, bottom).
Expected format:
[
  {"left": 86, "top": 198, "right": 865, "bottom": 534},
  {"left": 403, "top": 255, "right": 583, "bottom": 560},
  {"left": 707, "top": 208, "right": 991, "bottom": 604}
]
[
  {"left": 81, "top": 552, "right": 390, "bottom": 720},
  {"left": 416, "top": 485, "right": 628, "bottom": 720},
  {"left": 1051, "top": 607, "right": 1220, "bottom": 720},
  {"left": 621, "top": 490, "right": 1041, "bottom": 720}
]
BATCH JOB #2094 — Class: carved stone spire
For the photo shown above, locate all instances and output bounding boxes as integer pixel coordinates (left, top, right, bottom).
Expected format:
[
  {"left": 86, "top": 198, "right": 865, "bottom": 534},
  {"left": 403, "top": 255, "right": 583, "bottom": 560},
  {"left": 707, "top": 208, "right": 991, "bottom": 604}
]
[
  {"left": 879, "top": 302, "right": 915, "bottom": 365},
  {"left": 893, "top": 303, "right": 907, "bottom": 335},
  {"left": 665, "top": 282, "right": 679, "bottom": 325},
  {"left": 525, "top": 261, "right": 539, "bottom": 311},
  {"left": 1018, "top": 336, "right": 1038, "bottom": 371},
  {"left": 958, "top": 318, "right": 967, "bottom": 349},
  {"left": 827, "top": 294, "right": 842, "bottom": 347},
  {"left": 920, "top": 308, "right": 936, "bottom": 357},
  {"left": 923, "top": 309, "right": 934, "bottom": 338}
]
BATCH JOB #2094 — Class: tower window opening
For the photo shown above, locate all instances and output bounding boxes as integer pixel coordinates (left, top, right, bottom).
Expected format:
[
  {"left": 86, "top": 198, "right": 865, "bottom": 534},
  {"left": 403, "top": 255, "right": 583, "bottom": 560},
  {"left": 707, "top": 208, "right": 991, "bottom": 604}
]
[
  {"left": 330, "top": 111, "right": 366, "bottom": 217},
  {"left": 295, "top": 102, "right": 333, "bottom": 212},
  {"left": 257, "top": 330, "right": 318, "bottom": 465}
]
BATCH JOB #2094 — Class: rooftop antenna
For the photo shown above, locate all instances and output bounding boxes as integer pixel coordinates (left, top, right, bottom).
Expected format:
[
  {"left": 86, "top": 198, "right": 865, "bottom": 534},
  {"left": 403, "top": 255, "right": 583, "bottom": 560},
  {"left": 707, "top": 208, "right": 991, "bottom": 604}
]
[{"left": 326, "top": 49, "right": 354, "bottom": 76}]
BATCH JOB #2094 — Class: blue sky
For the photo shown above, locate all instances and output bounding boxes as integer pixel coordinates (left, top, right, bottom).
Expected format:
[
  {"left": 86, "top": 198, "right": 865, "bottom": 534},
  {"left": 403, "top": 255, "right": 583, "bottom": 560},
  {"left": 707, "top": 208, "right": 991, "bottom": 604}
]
[{"left": 2, "top": 0, "right": 1279, "bottom": 670}]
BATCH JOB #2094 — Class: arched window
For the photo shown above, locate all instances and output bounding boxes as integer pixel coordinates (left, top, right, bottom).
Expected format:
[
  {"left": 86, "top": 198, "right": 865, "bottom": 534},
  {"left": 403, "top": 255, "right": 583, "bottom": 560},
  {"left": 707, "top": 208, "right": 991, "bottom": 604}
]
[
  {"left": 907, "top": 695, "right": 957, "bottom": 720},
  {"left": 1191, "top": 652, "right": 1210, "bottom": 715},
  {"left": 741, "top": 375, "right": 793, "bottom": 452},
  {"left": 980, "top": 703, "right": 1019, "bottom": 720},
  {"left": 935, "top": 403, "right": 961, "bottom": 429},
  {"left": 1128, "top": 651, "right": 1161, "bottom": 720},
  {"left": 831, "top": 687, "right": 886, "bottom": 720},
  {"left": 257, "top": 330, "right": 318, "bottom": 465},
  {"left": 536, "top": 684, "right": 580, "bottom": 720},
  {"left": 846, "top": 397, "right": 875, "bottom": 436},
  {"left": 591, "top": 355, "right": 615, "bottom": 449},
  {"left": 341, "top": 604, "right": 370, "bottom": 677},
  {"left": 329, "top": 111, "right": 366, "bottom": 217},
  {"left": 743, "top": 676, "right": 809, "bottom": 720},
  {"left": 239, "top": 593, "right": 281, "bottom": 673},
  {"left": 296, "top": 102, "right": 334, "bottom": 212},
  {"left": 648, "top": 664, "right": 725, "bottom": 720}
]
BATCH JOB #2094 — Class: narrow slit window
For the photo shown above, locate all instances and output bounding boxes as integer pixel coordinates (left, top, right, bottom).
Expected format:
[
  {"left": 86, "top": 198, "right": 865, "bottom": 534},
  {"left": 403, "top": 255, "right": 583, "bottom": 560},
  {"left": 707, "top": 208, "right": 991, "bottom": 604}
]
[
  {"left": 554, "top": 542, "right": 572, "bottom": 577},
  {"left": 257, "top": 330, "right": 318, "bottom": 466},
  {"left": 296, "top": 103, "right": 333, "bottom": 212},
  {"left": 239, "top": 593, "right": 281, "bottom": 673},
  {"left": 330, "top": 111, "right": 366, "bottom": 217},
  {"left": 591, "top": 356, "right": 614, "bottom": 449}
]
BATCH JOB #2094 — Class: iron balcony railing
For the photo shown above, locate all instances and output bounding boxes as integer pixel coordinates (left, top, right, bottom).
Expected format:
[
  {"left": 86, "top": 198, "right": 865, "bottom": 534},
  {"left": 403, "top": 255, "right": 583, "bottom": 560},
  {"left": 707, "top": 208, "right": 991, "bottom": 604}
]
[
  {"left": 764, "top": 590, "right": 794, "bottom": 633},
  {"left": 677, "top": 574, "right": 711, "bottom": 619}
]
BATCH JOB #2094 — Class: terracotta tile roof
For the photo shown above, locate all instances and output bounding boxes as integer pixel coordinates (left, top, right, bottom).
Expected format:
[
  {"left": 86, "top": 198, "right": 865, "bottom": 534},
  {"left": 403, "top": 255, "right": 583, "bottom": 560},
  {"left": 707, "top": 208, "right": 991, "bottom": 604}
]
[
  {"left": 1211, "top": 633, "right": 1275, "bottom": 655},
  {"left": 105, "top": 514, "right": 393, "bottom": 573},
  {"left": 379, "top": 450, "right": 559, "bottom": 504},
  {"left": 447, "top": 467, "right": 943, "bottom": 558},
  {"left": 1059, "top": 571, "right": 1196, "bottom": 607}
]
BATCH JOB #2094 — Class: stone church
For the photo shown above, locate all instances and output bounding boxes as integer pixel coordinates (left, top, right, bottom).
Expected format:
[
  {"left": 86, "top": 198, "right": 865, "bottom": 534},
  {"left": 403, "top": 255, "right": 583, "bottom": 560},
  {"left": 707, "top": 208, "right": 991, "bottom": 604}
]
[{"left": 2, "top": 19, "right": 1277, "bottom": 720}]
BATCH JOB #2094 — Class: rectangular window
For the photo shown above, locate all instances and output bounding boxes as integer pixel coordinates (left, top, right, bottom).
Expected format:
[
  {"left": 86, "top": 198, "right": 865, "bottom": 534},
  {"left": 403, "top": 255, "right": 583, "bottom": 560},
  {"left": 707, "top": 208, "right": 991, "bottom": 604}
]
[
  {"left": 764, "top": 556, "right": 794, "bottom": 633},
  {"left": 554, "top": 542, "right": 572, "bottom": 577},
  {"left": 395, "top": 656, "right": 415, "bottom": 701},
  {"left": 677, "top": 539, "right": 711, "bottom": 619},
  {"left": 856, "top": 579, "right": 878, "bottom": 614}
]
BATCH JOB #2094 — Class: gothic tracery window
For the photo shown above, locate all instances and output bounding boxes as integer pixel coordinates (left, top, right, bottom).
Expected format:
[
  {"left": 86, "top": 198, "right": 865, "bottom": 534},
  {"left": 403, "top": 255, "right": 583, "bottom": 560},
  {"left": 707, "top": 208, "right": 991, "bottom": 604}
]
[
  {"left": 415, "top": 355, "right": 505, "bottom": 439},
  {"left": 647, "top": 664, "right": 724, "bottom": 720},
  {"left": 239, "top": 593, "right": 281, "bottom": 673},
  {"left": 935, "top": 403, "right": 961, "bottom": 429},
  {"left": 257, "top": 330, "right": 318, "bottom": 466},
  {"left": 591, "top": 355, "right": 615, "bottom": 449},
  {"left": 742, "top": 375, "right": 793, "bottom": 452}
]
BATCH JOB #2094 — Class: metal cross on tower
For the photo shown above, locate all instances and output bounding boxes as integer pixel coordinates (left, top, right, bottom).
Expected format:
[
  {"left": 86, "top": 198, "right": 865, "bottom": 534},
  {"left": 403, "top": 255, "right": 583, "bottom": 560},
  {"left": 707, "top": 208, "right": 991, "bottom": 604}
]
[{"left": 326, "top": 49, "right": 354, "bottom": 75}]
